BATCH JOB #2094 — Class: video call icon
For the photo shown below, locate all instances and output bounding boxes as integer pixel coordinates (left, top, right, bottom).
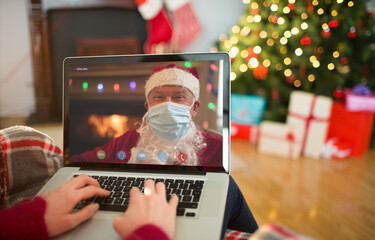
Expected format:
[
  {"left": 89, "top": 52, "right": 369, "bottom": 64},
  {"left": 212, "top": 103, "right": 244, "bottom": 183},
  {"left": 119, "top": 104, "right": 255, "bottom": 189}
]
[
  {"left": 96, "top": 150, "right": 106, "bottom": 159},
  {"left": 137, "top": 151, "right": 146, "bottom": 161},
  {"left": 158, "top": 152, "right": 168, "bottom": 162},
  {"left": 117, "top": 151, "right": 126, "bottom": 160}
]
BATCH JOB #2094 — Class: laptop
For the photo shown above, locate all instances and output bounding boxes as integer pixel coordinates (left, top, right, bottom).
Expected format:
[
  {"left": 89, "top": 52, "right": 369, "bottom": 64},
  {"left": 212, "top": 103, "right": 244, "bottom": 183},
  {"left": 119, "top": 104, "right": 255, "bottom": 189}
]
[{"left": 38, "top": 52, "right": 231, "bottom": 240}]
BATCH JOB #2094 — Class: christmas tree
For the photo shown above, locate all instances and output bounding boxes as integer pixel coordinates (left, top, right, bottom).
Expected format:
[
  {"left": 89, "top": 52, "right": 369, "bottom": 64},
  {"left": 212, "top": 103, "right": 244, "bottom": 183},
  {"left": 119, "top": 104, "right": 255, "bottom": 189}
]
[{"left": 219, "top": 0, "right": 375, "bottom": 122}]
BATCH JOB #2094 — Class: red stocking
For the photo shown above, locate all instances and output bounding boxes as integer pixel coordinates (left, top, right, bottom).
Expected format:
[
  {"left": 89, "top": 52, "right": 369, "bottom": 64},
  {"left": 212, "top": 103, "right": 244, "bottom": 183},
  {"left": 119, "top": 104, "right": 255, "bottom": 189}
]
[
  {"left": 136, "top": 0, "right": 173, "bottom": 53},
  {"left": 164, "top": 0, "right": 201, "bottom": 50}
]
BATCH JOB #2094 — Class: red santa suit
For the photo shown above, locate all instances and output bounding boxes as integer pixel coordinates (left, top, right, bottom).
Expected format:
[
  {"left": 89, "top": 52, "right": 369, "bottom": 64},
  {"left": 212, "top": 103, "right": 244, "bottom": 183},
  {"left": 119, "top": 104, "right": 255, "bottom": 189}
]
[{"left": 70, "top": 129, "right": 222, "bottom": 167}]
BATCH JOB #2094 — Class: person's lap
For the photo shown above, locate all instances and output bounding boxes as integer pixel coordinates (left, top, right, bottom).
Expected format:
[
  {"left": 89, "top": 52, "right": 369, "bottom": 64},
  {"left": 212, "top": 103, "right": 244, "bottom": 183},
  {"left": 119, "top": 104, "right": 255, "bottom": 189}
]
[
  {"left": 1, "top": 126, "right": 258, "bottom": 239},
  {"left": 221, "top": 176, "right": 258, "bottom": 238}
]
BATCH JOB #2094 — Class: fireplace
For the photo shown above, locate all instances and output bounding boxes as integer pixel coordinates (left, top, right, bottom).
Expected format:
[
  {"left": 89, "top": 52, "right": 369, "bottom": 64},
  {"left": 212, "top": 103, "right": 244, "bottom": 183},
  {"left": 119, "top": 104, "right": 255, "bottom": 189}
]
[
  {"left": 69, "top": 112, "right": 143, "bottom": 157},
  {"left": 66, "top": 61, "right": 153, "bottom": 156},
  {"left": 88, "top": 114, "right": 132, "bottom": 139},
  {"left": 28, "top": 0, "right": 147, "bottom": 122},
  {"left": 67, "top": 92, "right": 147, "bottom": 156}
]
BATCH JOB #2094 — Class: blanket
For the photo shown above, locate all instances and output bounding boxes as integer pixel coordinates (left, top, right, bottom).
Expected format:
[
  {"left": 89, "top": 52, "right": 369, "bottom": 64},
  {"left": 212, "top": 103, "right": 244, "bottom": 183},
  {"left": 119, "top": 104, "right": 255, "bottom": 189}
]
[{"left": 0, "top": 125, "right": 63, "bottom": 207}]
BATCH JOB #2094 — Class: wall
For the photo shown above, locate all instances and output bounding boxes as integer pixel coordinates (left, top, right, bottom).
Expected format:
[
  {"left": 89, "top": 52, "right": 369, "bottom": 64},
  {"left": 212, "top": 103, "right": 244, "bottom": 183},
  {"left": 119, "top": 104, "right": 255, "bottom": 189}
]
[
  {"left": 0, "top": 0, "right": 36, "bottom": 117},
  {"left": 187, "top": 0, "right": 246, "bottom": 52},
  {"left": 0, "top": 0, "right": 245, "bottom": 118}
]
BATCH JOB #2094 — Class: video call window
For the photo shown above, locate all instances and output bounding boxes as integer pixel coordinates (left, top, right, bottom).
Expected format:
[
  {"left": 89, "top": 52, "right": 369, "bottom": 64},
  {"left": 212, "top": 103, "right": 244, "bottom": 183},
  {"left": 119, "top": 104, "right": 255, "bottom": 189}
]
[{"left": 67, "top": 60, "right": 224, "bottom": 167}]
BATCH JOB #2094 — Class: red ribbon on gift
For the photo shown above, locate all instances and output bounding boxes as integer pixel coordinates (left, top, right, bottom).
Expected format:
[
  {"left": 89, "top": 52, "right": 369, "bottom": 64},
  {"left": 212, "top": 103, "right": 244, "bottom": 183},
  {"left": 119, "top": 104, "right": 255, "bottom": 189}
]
[
  {"left": 288, "top": 96, "right": 329, "bottom": 154},
  {"left": 259, "top": 129, "right": 296, "bottom": 159}
]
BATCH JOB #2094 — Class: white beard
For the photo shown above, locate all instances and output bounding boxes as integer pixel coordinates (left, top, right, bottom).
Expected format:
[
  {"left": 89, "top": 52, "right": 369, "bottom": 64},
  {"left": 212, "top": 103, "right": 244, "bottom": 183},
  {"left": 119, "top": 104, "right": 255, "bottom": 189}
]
[{"left": 128, "top": 112, "right": 206, "bottom": 165}]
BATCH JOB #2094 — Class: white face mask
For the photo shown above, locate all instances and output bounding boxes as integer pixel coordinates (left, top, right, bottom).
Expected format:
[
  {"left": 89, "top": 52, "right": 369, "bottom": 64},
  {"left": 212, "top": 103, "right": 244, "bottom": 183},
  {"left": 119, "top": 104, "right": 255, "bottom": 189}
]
[{"left": 148, "top": 102, "right": 192, "bottom": 142}]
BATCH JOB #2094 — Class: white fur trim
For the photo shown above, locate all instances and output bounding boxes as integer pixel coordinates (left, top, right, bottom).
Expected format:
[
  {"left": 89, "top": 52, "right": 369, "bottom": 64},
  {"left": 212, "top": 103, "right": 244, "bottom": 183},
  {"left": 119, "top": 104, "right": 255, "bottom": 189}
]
[
  {"left": 145, "top": 68, "right": 200, "bottom": 99},
  {"left": 138, "top": 0, "right": 163, "bottom": 20},
  {"left": 164, "top": 0, "right": 190, "bottom": 11}
]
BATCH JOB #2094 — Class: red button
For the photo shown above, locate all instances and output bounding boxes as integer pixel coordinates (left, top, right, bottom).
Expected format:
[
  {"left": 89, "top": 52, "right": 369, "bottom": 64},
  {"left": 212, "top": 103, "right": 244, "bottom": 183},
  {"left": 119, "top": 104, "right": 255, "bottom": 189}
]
[{"left": 178, "top": 153, "right": 187, "bottom": 163}]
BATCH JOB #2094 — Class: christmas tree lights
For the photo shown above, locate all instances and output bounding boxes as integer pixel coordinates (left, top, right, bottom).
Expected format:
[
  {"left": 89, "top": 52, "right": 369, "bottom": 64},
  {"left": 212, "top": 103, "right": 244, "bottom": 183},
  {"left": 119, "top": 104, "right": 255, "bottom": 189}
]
[{"left": 219, "top": 0, "right": 375, "bottom": 121}]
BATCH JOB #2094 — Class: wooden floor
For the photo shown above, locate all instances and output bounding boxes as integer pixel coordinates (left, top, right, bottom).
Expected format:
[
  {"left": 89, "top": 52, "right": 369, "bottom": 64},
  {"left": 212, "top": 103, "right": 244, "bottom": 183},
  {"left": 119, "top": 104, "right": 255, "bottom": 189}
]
[{"left": 231, "top": 139, "right": 375, "bottom": 240}]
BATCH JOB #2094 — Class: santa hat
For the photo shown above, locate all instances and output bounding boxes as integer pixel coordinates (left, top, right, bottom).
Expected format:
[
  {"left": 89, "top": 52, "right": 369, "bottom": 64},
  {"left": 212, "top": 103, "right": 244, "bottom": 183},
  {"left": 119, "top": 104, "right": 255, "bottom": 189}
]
[{"left": 145, "top": 64, "right": 200, "bottom": 100}]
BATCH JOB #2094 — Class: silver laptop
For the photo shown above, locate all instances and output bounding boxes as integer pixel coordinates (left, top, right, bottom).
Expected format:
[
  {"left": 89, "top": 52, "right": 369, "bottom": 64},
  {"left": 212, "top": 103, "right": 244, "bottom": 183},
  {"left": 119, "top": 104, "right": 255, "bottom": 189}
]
[{"left": 38, "top": 52, "right": 231, "bottom": 240}]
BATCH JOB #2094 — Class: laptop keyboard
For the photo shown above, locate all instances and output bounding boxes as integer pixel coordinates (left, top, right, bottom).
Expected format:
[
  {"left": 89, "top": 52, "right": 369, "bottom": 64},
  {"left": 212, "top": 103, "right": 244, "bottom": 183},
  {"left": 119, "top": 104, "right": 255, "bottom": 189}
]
[{"left": 74, "top": 175, "right": 205, "bottom": 217}]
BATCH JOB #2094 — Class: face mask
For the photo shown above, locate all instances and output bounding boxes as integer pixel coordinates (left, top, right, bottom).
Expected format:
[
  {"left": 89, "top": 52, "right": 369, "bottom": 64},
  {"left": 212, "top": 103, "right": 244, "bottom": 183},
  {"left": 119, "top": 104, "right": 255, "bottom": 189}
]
[{"left": 148, "top": 102, "right": 192, "bottom": 141}]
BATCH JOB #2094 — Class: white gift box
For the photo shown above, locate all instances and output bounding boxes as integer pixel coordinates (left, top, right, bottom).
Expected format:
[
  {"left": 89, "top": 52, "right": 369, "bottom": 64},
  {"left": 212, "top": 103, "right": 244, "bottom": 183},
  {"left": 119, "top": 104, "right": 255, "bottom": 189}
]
[
  {"left": 258, "top": 121, "right": 301, "bottom": 159},
  {"left": 287, "top": 91, "right": 332, "bottom": 159}
]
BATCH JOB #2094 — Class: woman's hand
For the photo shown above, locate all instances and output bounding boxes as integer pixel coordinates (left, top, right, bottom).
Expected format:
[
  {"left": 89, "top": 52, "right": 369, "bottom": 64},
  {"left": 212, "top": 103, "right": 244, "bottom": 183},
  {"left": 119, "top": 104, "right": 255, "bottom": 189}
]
[
  {"left": 113, "top": 179, "right": 178, "bottom": 239},
  {"left": 41, "top": 174, "right": 110, "bottom": 237}
]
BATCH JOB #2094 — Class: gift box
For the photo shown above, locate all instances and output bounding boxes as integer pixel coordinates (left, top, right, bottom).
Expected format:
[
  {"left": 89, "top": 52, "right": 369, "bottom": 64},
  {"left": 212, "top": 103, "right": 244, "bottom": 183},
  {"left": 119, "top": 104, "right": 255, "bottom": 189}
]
[
  {"left": 326, "top": 102, "right": 374, "bottom": 157},
  {"left": 231, "top": 122, "right": 258, "bottom": 144},
  {"left": 287, "top": 91, "right": 332, "bottom": 159},
  {"left": 231, "top": 94, "right": 266, "bottom": 125},
  {"left": 248, "top": 224, "right": 314, "bottom": 240},
  {"left": 258, "top": 121, "right": 301, "bottom": 159},
  {"left": 345, "top": 88, "right": 375, "bottom": 113},
  {"left": 321, "top": 137, "right": 351, "bottom": 160}
]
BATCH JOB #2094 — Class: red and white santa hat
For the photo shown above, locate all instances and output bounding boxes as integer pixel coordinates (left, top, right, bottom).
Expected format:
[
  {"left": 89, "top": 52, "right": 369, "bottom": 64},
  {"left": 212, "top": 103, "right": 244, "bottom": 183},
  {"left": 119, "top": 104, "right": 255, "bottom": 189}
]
[{"left": 145, "top": 64, "right": 200, "bottom": 100}]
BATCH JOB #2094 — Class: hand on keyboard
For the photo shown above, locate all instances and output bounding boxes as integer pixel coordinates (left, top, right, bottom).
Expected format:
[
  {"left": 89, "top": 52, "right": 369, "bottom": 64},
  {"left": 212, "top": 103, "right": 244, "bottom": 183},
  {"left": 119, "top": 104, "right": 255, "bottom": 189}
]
[
  {"left": 40, "top": 174, "right": 111, "bottom": 237},
  {"left": 113, "top": 179, "right": 179, "bottom": 239},
  {"left": 74, "top": 175, "right": 204, "bottom": 217}
]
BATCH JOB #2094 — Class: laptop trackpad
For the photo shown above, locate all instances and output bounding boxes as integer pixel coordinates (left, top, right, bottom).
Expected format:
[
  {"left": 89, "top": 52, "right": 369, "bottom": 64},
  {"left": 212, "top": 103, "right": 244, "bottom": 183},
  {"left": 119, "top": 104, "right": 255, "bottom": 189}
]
[{"left": 54, "top": 218, "right": 121, "bottom": 240}]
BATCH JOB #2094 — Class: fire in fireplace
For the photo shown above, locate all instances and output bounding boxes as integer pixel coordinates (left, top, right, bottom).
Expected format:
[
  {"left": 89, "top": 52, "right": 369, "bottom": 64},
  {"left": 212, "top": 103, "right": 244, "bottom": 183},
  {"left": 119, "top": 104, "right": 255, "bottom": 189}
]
[{"left": 88, "top": 114, "right": 130, "bottom": 139}]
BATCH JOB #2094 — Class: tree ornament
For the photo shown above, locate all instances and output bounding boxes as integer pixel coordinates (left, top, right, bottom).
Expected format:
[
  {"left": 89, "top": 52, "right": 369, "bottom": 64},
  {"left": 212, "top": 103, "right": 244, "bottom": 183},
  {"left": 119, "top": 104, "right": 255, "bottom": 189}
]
[
  {"left": 273, "top": 16, "right": 279, "bottom": 24},
  {"left": 306, "top": 0, "right": 314, "bottom": 14},
  {"left": 246, "top": 47, "right": 258, "bottom": 60},
  {"left": 329, "top": 19, "right": 339, "bottom": 28},
  {"left": 347, "top": 32, "right": 356, "bottom": 38},
  {"left": 347, "top": 27, "right": 356, "bottom": 38},
  {"left": 321, "top": 29, "right": 331, "bottom": 39},
  {"left": 253, "top": 65, "right": 268, "bottom": 80},
  {"left": 333, "top": 88, "right": 343, "bottom": 98},
  {"left": 271, "top": 89, "right": 279, "bottom": 100},
  {"left": 340, "top": 57, "right": 348, "bottom": 65},
  {"left": 287, "top": 3, "right": 295, "bottom": 11},
  {"left": 286, "top": 75, "right": 296, "bottom": 84},
  {"left": 251, "top": 8, "right": 260, "bottom": 15},
  {"left": 368, "top": 11, "right": 373, "bottom": 18},
  {"left": 300, "top": 35, "right": 311, "bottom": 45}
]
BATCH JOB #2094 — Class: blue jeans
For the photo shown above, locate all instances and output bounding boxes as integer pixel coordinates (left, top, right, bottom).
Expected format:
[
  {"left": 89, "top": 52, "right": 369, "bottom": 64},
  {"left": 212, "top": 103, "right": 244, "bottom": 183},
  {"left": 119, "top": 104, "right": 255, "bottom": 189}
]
[{"left": 221, "top": 176, "right": 259, "bottom": 238}]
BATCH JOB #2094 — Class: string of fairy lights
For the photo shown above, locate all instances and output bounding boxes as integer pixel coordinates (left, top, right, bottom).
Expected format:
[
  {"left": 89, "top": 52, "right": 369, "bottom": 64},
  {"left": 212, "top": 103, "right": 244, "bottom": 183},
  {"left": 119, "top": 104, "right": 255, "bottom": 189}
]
[
  {"left": 69, "top": 61, "right": 220, "bottom": 111},
  {"left": 219, "top": 0, "right": 359, "bottom": 90}
]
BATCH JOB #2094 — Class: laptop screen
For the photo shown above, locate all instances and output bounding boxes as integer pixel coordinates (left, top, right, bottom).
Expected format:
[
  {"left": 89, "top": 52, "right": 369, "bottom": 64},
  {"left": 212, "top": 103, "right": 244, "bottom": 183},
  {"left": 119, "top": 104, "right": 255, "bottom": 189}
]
[{"left": 63, "top": 53, "right": 230, "bottom": 173}]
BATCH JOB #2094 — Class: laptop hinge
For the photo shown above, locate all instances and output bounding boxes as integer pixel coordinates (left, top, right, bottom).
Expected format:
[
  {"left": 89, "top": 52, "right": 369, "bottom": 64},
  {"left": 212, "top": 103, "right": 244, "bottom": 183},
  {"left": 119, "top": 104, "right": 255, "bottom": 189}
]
[{"left": 79, "top": 167, "right": 207, "bottom": 176}]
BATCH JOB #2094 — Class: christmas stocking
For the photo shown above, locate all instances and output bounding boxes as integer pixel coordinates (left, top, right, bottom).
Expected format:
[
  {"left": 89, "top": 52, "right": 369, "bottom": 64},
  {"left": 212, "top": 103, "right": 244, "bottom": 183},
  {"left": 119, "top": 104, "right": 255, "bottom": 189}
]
[
  {"left": 136, "top": 0, "right": 173, "bottom": 53},
  {"left": 164, "top": 0, "right": 201, "bottom": 50}
]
